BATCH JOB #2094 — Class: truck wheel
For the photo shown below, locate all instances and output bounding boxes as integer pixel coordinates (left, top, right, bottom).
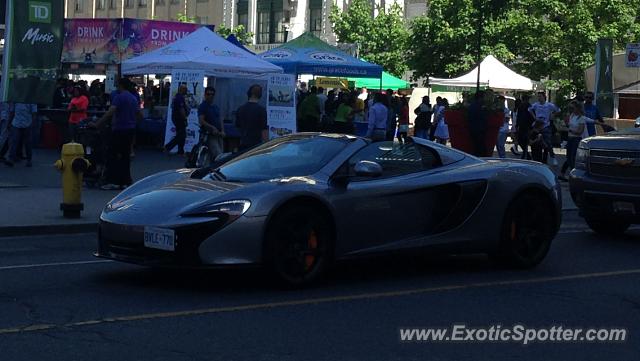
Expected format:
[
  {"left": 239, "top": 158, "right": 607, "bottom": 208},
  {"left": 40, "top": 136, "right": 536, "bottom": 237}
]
[{"left": 585, "top": 217, "right": 630, "bottom": 236}]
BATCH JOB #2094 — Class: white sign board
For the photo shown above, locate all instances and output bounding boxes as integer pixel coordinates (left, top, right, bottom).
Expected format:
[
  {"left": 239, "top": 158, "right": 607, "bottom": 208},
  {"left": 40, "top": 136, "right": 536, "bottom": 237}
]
[
  {"left": 165, "top": 70, "right": 205, "bottom": 153},
  {"left": 105, "top": 70, "right": 117, "bottom": 94},
  {"left": 626, "top": 43, "right": 640, "bottom": 67},
  {"left": 267, "top": 74, "right": 297, "bottom": 139}
]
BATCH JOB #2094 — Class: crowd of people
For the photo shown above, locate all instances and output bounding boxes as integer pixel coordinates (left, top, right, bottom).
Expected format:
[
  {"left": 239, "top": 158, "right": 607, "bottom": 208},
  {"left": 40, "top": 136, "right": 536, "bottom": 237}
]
[
  {"left": 0, "top": 73, "right": 609, "bottom": 191},
  {"left": 295, "top": 84, "right": 452, "bottom": 145}
]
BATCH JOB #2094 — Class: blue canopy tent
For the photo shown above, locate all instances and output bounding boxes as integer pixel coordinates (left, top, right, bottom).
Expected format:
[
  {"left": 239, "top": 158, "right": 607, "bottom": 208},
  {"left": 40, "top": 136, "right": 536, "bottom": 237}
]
[
  {"left": 259, "top": 32, "right": 383, "bottom": 79},
  {"left": 226, "top": 34, "right": 255, "bottom": 55}
]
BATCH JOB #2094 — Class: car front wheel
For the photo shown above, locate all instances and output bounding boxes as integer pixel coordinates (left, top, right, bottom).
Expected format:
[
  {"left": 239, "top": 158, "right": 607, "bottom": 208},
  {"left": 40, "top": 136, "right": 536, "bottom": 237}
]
[{"left": 264, "top": 205, "right": 332, "bottom": 286}]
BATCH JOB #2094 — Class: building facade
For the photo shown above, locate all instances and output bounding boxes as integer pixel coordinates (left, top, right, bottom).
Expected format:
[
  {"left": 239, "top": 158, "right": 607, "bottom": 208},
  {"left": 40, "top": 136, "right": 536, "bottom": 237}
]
[{"left": 66, "top": 0, "right": 422, "bottom": 51}]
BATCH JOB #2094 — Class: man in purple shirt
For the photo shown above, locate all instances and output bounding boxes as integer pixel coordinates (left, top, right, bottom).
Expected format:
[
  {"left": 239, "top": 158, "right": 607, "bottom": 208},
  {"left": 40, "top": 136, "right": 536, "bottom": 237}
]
[{"left": 92, "top": 78, "right": 142, "bottom": 190}]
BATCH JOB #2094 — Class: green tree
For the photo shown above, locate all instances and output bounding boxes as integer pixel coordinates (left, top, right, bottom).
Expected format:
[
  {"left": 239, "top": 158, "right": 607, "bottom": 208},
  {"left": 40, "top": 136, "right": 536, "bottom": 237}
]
[
  {"left": 408, "top": 0, "right": 640, "bottom": 96},
  {"left": 330, "top": 0, "right": 409, "bottom": 77},
  {"left": 215, "top": 25, "right": 254, "bottom": 46},
  {"left": 176, "top": 13, "right": 196, "bottom": 23}
]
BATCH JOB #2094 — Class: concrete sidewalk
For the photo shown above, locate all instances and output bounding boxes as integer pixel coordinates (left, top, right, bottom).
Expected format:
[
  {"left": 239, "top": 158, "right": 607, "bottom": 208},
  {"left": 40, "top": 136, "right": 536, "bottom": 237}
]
[
  {"left": 0, "top": 145, "right": 577, "bottom": 237},
  {"left": 0, "top": 147, "right": 186, "bottom": 236}
]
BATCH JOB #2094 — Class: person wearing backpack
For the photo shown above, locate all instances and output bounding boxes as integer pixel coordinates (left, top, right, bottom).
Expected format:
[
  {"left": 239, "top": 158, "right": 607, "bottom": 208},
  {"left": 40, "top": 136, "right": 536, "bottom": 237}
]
[{"left": 413, "top": 96, "right": 432, "bottom": 139}]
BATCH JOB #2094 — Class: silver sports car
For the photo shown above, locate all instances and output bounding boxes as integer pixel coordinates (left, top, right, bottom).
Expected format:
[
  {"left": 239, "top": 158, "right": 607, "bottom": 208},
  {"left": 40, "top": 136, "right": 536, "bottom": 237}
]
[{"left": 96, "top": 133, "right": 562, "bottom": 285}]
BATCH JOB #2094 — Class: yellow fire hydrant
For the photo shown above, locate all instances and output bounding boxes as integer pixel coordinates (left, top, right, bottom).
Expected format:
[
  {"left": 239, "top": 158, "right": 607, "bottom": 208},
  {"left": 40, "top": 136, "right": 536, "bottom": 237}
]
[{"left": 54, "top": 143, "right": 91, "bottom": 218}]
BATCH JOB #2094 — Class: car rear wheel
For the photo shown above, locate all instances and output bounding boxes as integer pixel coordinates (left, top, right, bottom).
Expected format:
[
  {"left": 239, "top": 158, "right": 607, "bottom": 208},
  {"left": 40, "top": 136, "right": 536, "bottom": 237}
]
[
  {"left": 264, "top": 205, "right": 332, "bottom": 286},
  {"left": 585, "top": 217, "right": 630, "bottom": 236},
  {"left": 492, "top": 194, "right": 555, "bottom": 268}
]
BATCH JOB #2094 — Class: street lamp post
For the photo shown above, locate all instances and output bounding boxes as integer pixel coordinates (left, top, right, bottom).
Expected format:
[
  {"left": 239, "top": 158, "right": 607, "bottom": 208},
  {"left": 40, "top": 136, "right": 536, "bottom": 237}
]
[{"left": 475, "top": 0, "right": 483, "bottom": 92}]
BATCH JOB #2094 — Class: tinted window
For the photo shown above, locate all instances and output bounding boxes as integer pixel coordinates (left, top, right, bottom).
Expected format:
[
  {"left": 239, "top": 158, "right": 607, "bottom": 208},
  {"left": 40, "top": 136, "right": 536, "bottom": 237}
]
[
  {"left": 215, "top": 136, "right": 348, "bottom": 182},
  {"left": 346, "top": 141, "right": 441, "bottom": 179}
]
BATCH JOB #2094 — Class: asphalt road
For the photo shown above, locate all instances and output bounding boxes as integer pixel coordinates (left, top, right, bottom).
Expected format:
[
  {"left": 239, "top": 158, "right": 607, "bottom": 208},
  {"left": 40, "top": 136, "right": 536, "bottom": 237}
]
[{"left": 0, "top": 211, "right": 639, "bottom": 361}]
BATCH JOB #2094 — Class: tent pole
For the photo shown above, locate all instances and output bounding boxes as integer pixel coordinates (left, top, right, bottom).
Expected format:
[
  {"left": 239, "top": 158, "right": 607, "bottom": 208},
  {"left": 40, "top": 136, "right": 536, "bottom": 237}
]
[{"left": 475, "top": 0, "right": 483, "bottom": 92}]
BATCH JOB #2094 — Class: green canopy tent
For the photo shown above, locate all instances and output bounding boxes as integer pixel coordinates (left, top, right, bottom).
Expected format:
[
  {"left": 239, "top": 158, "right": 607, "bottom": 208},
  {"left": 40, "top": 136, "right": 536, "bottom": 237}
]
[{"left": 348, "top": 71, "right": 409, "bottom": 91}]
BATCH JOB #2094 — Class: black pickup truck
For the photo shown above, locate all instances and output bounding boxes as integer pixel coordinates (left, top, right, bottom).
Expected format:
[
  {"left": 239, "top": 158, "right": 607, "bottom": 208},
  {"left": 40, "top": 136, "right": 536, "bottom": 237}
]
[{"left": 569, "top": 127, "right": 640, "bottom": 235}]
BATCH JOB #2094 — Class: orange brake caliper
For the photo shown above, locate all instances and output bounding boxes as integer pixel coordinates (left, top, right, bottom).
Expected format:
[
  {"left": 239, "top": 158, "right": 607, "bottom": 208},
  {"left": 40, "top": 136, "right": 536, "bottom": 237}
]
[{"left": 305, "top": 230, "right": 318, "bottom": 270}]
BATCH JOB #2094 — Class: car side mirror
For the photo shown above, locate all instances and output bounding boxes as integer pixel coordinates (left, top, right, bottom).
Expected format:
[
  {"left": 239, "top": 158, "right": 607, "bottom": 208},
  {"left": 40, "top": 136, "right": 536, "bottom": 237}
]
[{"left": 354, "top": 160, "right": 383, "bottom": 178}]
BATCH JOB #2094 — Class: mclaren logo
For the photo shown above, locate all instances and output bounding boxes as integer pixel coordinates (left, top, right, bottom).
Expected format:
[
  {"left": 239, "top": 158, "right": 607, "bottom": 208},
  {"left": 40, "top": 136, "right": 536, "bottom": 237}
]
[{"left": 614, "top": 158, "right": 635, "bottom": 167}]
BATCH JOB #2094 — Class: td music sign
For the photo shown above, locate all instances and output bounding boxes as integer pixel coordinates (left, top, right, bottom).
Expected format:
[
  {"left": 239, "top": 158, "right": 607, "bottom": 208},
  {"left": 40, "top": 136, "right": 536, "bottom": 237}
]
[{"left": 29, "top": 1, "right": 51, "bottom": 23}]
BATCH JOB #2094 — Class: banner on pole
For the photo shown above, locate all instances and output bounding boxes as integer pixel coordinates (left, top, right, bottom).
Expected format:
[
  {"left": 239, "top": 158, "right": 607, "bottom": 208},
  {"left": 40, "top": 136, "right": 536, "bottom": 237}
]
[
  {"left": 267, "top": 74, "right": 297, "bottom": 139},
  {"left": 594, "top": 39, "right": 614, "bottom": 118},
  {"left": 165, "top": 70, "right": 204, "bottom": 153},
  {"left": 61, "top": 18, "right": 121, "bottom": 64},
  {"left": 625, "top": 43, "right": 640, "bottom": 67},
  {"left": 1, "top": 0, "right": 64, "bottom": 105}
]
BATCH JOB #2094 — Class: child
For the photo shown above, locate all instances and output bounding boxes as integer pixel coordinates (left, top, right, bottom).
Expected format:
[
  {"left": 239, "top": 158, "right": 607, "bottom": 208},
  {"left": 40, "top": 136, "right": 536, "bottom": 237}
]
[{"left": 529, "top": 120, "right": 546, "bottom": 163}]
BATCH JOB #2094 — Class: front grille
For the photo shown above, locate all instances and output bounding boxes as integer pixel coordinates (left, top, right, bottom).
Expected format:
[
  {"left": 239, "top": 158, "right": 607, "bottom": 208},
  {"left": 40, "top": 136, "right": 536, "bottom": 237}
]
[
  {"left": 589, "top": 148, "right": 640, "bottom": 179},
  {"left": 99, "top": 219, "right": 226, "bottom": 265},
  {"left": 589, "top": 163, "right": 640, "bottom": 179},
  {"left": 590, "top": 149, "right": 640, "bottom": 158}
]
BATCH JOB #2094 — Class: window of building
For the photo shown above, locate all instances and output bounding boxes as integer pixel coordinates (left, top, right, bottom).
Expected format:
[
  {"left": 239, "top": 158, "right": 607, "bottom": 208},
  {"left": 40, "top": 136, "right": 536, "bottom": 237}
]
[
  {"left": 256, "top": 0, "right": 287, "bottom": 44},
  {"left": 198, "top": 16, "right": 209, "bottom": 24},
  {"left": 197, "top": 0, "right": 209, "bottom": 2},
  {"left": 109, "top": 0, "right": 117, "bottom": 9},
  {"left": 96, "top": 0, "right": 106, "bottom": 10},
  {"left": 309, "top": 8, "right": 322, "bottom": 37},
  {"left": 139, "top": 0, "right": 147, "bottom": 7},
  {"left": 238, "top": 13, "right": 248, "bottom": 29},
  {"left": 74, "top": 0, "right": 83, "bottom": 13},
  {"left": 170, "top": 0, "right": 180, "bottom": 4},
  {"left": 309, "top": 0, "right": 323, "bottom": 37},
  {"left": 124, "top": 0, "right": 134, "bottom": 8},
  {"left": 273, "top": 11, "right": 286, "bottom": 43},
  {"left": 257, "top": 10, "right": 271, "bottom": 44},
  {"left": 237, "top": 0, "right": 249, "bottom": 30},
  {"left": 155, "top": 0, "right": 165, "bottom": 4}
]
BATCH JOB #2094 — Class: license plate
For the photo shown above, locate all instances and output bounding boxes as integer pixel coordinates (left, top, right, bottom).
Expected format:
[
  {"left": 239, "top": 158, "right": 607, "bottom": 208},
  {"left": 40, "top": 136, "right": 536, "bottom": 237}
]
[
  {"left": 86, "top": 146, "right": 92, "bottom": 155},
  {"left": 143, "top": 227, "right": 175, "bottom": 251},
  {"left": 613, "top": 201, "right": 635, "bottom": 214}
]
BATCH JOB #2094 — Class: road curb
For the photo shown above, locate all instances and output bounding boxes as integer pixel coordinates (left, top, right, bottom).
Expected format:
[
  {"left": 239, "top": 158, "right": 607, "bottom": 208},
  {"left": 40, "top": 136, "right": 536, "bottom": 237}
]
[{"left": 0, "top": 223, "right": 98, "bottom": 238}]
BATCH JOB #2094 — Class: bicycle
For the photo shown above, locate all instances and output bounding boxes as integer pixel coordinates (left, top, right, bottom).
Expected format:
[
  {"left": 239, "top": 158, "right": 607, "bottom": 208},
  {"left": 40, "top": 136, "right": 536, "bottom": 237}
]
[{"left": 185, "top": 128, "right": 211, "bottom": 168}]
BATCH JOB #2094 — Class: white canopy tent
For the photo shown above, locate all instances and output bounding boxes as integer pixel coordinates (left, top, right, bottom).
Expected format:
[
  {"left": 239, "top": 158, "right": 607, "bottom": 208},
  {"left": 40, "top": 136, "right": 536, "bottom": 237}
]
[
  {"left": 122, "top": 27, "right": 283, "bottom": 78},
  {"left": 430, "top": 55, "right": 538, "bottom": 91}
]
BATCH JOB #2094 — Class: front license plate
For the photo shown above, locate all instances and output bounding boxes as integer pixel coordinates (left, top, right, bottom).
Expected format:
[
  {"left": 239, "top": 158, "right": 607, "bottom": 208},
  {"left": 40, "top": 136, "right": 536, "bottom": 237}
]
[
  {"left": 613, "top": 201, "right": 635, "bottom": 214},
  {"left": 144, "top": 227, "right": 175, "bottom": 251}
]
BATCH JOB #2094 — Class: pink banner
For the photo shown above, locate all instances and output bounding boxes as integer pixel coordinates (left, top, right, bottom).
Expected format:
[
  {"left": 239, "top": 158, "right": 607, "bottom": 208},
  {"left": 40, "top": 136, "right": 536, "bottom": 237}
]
[
  {"left": 121, "top": 19, "right": 206, "bottom": 60},
  {"left": 62, "top": 18, "right": 122, "bottom": 64}
]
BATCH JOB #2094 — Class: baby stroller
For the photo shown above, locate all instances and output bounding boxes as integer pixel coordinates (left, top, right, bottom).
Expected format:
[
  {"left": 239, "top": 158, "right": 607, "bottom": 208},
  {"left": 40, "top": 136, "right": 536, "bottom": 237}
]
[{"left": 75, "top": 119, "right": 108, "bottom": 188}]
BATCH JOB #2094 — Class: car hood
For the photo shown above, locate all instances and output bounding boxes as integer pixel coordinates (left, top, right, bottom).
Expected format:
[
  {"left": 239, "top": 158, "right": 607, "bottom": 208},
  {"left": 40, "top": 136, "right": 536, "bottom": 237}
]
[
  {"left": 101, "top": 178, "right": 245, "bottom": 226},
  {"left": 582, "top": 129, "right": 640, "bottom": 150}
]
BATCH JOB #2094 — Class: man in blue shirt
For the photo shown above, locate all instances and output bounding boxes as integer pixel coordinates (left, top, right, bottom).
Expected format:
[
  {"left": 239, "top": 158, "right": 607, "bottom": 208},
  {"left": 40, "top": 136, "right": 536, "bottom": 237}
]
[
  {"left": 198, "top": 86, "right": 224, "bottom": 164},
  {"left": 365, "top": 93, "right": 388, "bottom": 142},
  {"left": 92, "top": 78, "right": 142, "bottom": 190},
  {"left": 583, "top": 91, "right": 603, "bottom": 136},
  {"left": 4, "top": 103, "right": 37, "bottom": 167}
]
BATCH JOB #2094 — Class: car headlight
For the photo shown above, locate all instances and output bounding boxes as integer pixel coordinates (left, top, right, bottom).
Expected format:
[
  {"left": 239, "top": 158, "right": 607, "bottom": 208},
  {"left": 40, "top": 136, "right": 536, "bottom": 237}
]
[
  {"left": 183, "top": 200, "right": 251, "bottom": 220},
  {"left": 575, "top": 146, "right": 589, "bottom": 170}
]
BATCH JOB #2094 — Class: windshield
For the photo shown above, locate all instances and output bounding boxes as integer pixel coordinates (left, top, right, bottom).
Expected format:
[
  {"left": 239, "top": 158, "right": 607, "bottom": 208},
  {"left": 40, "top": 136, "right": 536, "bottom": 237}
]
[{"left": 213, "top": 136, "right": 349, "bottom": 182}]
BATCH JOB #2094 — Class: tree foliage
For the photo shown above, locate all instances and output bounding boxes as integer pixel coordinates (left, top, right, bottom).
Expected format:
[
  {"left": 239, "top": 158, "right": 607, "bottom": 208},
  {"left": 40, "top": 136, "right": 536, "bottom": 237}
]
[
  {"left": 408, "top": 0, "right": 640, "bottom": 94},
  {"left": 176, "top": 13, "right": 196, "bottom": 23},
  {"left": 215, "top": 25, "right": 254, "bottom": 46},
  {"left": 330, "top": 0, "right": 409, "bottom": 77}
]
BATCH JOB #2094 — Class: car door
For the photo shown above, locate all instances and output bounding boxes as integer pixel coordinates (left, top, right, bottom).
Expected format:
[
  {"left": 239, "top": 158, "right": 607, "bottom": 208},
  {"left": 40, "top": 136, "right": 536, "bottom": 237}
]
[{"left": 330, "top": 141, "right": 448, "bottom": 256}]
